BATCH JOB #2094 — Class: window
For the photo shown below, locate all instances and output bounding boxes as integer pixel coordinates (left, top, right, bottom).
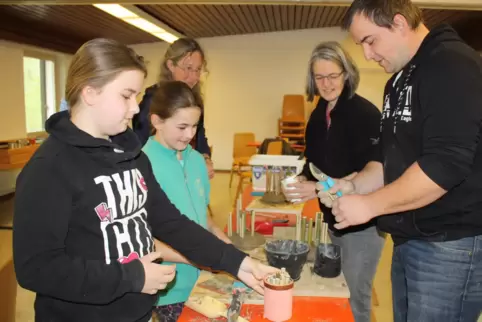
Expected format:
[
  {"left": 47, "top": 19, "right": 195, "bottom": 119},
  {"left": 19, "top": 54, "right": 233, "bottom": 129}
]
[{"left": 23, "top": 56, "right": 56, "bottom": 133}]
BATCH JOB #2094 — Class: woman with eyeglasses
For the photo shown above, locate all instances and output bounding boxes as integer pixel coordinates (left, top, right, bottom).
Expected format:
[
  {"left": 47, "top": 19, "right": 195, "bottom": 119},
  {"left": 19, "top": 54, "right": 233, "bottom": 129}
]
[
  {"left": 133, "top": 38, "right": 214, "bottom": 179},
  {"left": 282, "top": 41, "right": 384, "bottom": 322}
]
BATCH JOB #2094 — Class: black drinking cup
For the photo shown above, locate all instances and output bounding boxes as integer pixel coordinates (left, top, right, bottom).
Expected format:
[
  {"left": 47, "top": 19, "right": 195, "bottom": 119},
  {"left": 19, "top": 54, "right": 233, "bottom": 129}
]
[
  {"left": 313, "top": 243, "right": 341, "bottom": 278},
  {"left": 264, "top": 239, "right": 310, "bottom": 281}
]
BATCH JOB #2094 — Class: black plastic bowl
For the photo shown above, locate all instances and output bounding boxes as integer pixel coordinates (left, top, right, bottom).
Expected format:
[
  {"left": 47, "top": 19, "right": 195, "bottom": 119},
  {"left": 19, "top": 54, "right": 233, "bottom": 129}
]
[{"left": 264, "top": 239, "right": 310, "bottom": 281}]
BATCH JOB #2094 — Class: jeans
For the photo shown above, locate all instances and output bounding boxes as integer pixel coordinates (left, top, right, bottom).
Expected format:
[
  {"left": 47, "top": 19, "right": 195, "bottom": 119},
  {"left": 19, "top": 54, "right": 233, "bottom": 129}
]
[
  {"left": 153, "top": 303, "right": 185, "bottom": 322},
  {"left": 329, "top": 225, "right": 385, "bottom": 322},
  {"left": 392, "top": 235, "right": 482, "bottom": 322}
]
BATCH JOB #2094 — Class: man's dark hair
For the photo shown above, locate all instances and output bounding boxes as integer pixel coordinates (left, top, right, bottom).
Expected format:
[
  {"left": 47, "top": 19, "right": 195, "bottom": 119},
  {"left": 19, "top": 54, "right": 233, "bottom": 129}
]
[{"left": 342, "top": 0, "right": 423, "bottom": 30}]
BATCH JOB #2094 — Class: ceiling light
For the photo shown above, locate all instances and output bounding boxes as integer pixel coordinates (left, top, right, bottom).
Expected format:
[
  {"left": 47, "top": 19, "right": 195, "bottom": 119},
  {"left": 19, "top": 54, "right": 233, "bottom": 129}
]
[
  {"left": 93, "top": 4, "right": 135, "bottom": 19},
  {"left": 125, "top": 18, "right": 164, "bottom": 33},
  {"left": 153, "top": 32, "right": 179, "bottom": 44},
  {"left": 93, "top": 4, "right": 182, "bottom": 43}
]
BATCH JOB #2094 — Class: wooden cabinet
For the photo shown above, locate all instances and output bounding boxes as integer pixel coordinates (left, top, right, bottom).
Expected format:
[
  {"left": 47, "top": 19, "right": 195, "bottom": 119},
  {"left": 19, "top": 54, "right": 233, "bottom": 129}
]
[{"left": 0, "top": 144, "right": 39, "bottom": 170}]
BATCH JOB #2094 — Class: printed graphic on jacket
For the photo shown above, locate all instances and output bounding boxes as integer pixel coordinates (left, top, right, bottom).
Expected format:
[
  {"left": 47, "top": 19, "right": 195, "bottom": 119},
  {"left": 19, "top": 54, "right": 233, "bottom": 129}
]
[
  {"left": 94, "top": 168, "right": 153, "bottom": 264},
  {"left": 381, "top": 67, "right": 415, "bottom": 133}
]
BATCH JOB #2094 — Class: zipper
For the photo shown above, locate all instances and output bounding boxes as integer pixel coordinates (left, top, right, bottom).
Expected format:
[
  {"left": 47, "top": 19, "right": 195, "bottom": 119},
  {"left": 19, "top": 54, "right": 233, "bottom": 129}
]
[{"left": 324, "top": 106, "right": 331, "bottom": 166}]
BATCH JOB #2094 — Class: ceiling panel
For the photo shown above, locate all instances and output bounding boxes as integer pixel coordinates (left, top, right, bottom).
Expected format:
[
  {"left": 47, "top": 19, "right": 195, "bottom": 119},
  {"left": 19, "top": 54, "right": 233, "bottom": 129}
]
[
  {"left": 0, "top": 5, "right": 159, "bottom": 53},
  {"left": 0, "top": 4, "right": 480, "bottom": 53},
  {"left": 139, "top": 5, "right": 349, "bottom": 38},
  {"left": 140, "top": 4, "right": 479, "bottom": 38}
]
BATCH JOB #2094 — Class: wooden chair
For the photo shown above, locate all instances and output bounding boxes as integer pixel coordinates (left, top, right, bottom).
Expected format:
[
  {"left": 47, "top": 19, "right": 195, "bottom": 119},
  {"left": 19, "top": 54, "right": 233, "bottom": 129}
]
[
  {"left": 229, "top": 133, "right": 257, "bottom": 188},
  {"left": 281, "top": 94, "right": 305, "bottom": 122},
  {"left": 266, "top": 140, "right": 283, "bottom": 155},
  {"left": 232, "top": 141, "right": 283, "bottom": 205}
]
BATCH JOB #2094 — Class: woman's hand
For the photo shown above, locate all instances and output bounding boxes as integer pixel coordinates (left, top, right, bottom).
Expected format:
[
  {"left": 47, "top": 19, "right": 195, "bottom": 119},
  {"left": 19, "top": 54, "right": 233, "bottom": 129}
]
[
  {"left": 205, "top": 156, "right": 215, "bottom": 179},
  {"left": 139, "top": 252, "right": 176, "bottom": 294},
  {"left": 283, "top": 181, "right": 318, "bottom": 203},
  {"left": 237, "top": 257, "right": 279, "bottom": 294}
]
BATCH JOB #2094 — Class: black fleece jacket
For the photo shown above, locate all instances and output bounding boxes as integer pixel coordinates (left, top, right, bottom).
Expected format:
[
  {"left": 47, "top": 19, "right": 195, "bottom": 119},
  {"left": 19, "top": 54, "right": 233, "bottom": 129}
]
[
  {"left": 301, "top": 87, "right": 381, "bottom": 235},
  {"left": 377, "top": 24, "right": 482, "bottom": 244},
  {"left": 13, "top": 111, "right": 245, "bottom": 322}
]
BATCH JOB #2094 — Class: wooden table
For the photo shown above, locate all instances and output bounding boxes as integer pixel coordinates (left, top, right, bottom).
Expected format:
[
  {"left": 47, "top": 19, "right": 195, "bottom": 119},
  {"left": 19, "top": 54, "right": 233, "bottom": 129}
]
[
  {"left": 179, "top": 247, "right": 353, "bottom": 321},
  {"left": 246, "top": 197, "right": 304, "bottom": 240},
  {"left": 178, "top": 186, "right": 354, "bottom": 322}
]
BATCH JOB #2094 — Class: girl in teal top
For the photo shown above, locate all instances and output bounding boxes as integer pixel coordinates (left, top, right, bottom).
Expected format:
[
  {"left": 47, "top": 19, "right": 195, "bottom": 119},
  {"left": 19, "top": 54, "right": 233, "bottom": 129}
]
[{"left": 142, "top": 81, "right": 231, "bottom": 322}]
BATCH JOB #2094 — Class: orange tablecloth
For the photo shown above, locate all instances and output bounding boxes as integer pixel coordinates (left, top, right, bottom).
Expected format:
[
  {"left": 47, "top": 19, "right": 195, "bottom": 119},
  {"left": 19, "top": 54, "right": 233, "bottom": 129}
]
[
  {"left": 178, "top": 185, "right": 354, "bottom": 322},
  {"left": 178, "top": 296, "right": 354, "bottom": 321}
]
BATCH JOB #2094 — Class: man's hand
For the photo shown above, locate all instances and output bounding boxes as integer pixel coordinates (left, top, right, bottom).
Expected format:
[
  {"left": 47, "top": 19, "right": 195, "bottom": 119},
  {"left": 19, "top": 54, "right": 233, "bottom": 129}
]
[
  {"left": 237, "top": 257, "right": 279, "bottom": 294},
  {"left": 332, "top": 195, "right": 377, "bottom": 229},
  {"left": 316, "top": 179, "right": 355, "bottom": 208},
  {"left": 139, "top": 252, "right": 176, "bottom": 295}
]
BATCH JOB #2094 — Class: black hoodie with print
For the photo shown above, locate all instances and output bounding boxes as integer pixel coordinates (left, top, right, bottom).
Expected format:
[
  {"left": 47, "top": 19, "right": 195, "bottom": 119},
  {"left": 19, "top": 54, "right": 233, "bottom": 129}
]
[
  {"left": 377, "top": 24, "right": 482, "bottom": 244},
  {"left": 13, "top": 111, "right": 246, "bottom": 322}
]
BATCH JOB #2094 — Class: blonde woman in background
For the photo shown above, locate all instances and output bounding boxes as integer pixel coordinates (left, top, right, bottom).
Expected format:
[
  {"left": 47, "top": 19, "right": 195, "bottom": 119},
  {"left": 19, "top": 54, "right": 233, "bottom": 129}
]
[{"left": 133, "top": 38, "right": 214, "bottom": 179}]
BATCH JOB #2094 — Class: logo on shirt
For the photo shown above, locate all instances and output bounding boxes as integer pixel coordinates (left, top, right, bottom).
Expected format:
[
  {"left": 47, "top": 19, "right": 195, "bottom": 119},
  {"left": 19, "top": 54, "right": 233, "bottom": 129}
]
[
  {"left": 381, "top": 68, "right": 414, "bottom": 133},
  {"left": 94, "top": 169, "right": 153, "bottom": 264}
]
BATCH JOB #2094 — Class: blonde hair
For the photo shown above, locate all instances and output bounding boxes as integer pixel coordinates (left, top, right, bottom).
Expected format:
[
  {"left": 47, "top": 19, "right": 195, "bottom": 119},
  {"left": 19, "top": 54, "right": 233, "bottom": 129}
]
[
  {"left": 159, "top": 38, "right": 206, "bottom": 109},
  {"left": 305, "top": 41, "right": 360, "bottom": 102},
  {"left": 65, "top": 38, "right": 147, "bottom": 107}
]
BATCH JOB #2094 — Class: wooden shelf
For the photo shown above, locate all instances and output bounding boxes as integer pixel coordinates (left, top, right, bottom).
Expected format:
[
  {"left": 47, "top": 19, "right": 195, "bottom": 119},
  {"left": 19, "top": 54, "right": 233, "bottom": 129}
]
[{"left": 0, "top": 144, "right": 40, "bottom": 170}]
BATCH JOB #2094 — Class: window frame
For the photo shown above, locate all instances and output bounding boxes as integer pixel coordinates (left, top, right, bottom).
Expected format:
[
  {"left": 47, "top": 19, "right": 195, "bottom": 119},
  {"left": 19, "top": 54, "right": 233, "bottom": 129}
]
[{"left": 23, "top": 50, "right": 60, "bottom": 136}]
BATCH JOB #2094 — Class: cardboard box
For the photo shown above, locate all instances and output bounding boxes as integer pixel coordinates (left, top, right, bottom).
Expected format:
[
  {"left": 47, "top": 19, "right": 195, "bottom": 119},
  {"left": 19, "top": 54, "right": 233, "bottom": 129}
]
[{"left": 248, "top": 155, "right": 305, "bottom": 192}]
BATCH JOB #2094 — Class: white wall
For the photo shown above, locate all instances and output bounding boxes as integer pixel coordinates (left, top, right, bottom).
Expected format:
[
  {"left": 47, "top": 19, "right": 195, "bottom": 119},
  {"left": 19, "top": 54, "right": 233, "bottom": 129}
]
[
  {"left": 132, "top": 28, "right": 390, "bottom": 170},
  {"left": 0, "top": 27, "right": 390, "bottom": 196},
  {"left": 0, "top": 41, "right": 71, "bottom": 195}
]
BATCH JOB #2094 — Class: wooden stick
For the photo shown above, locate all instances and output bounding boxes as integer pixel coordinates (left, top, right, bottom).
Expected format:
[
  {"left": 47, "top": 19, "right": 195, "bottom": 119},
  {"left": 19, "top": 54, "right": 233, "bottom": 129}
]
[
  {"left": 300, "top": 217, "right": 306, "bottom": 242},
  {"left": 323, "top": 223, "right": 328, "bottom": 244},
  {"left": 307, "top": 218, "right": 313, "bottom": 245},
  {"left": 321, "top": 222, "right": 325, "bottom": 244},
  {"left": 236, "top": 198, "right": 241, "bottom": 235},
  {"left": 314, "top": 212, "right": 321, "bottom": 246},
  {"left": 314, "top": 212, "right": 320, "bottom": 244},
  {"left": 227, "top": 212, "right": 233, "bottom": 237},
  {"left": 295, "top": 214, "right": 301, "bottom": 241},
  {"left": 240, "top": 212, "right": 245, "bottom": 239},
  {"left": 251, "top": 211, "right": 256, "bottom": 237}
]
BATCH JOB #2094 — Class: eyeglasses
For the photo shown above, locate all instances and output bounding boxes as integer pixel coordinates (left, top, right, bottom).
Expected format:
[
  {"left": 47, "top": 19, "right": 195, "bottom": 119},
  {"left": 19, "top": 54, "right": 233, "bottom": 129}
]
[
  {"left": 314, "top": 71, "right": 344, "bottom": 82},
  {"left": 175, "top": 64, "right": 206, "bottom": 76}
]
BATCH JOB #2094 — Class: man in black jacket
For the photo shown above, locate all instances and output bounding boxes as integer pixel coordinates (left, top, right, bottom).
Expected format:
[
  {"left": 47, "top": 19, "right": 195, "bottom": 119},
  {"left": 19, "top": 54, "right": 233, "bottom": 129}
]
[{"left": 317, "top": 0, "right": 482, "bottom": 321}]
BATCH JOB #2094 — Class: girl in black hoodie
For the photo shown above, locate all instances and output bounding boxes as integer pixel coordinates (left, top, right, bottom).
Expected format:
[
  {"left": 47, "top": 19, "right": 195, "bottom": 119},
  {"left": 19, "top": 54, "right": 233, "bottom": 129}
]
[{"left": 13, "top": 38, "right": 276, "bottom": 322}]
